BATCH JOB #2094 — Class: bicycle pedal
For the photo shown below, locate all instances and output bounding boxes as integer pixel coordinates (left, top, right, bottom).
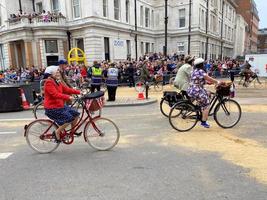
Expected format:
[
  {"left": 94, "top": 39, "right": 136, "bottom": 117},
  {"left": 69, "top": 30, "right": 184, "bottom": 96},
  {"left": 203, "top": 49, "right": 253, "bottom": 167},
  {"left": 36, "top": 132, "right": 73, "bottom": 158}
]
[{"left": 74, "top": 132, "right": 82, "bottom": 137}]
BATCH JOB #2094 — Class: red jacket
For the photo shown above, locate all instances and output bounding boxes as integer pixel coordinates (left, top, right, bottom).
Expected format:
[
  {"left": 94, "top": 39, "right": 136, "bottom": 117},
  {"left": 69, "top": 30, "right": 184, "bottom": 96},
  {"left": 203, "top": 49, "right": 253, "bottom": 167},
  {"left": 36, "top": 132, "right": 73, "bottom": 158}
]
[{"left": 44, "top": 78, "right": 80, "bottom": 109}]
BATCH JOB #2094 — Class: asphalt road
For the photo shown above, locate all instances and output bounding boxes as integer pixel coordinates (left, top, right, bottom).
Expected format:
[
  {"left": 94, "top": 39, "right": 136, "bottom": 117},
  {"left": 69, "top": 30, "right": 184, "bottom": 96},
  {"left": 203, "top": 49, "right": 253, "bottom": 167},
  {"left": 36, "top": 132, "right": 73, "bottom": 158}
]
[{"left": 0, "top": 103, "right": 267, "bottom": 200}]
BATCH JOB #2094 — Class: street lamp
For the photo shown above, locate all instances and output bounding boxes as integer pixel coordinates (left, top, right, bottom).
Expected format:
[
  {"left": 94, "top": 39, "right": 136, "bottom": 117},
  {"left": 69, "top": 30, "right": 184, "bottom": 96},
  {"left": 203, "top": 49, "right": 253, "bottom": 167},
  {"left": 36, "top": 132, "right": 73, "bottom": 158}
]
[
  {"left": 188, "top": 0, "right": 192, "bottom": 55},
  {"left": 135, "top": 0, "right": 138, "bottom": 60},
  {"left": 164, "top": 0, "right": 168, "bottom": 57}
]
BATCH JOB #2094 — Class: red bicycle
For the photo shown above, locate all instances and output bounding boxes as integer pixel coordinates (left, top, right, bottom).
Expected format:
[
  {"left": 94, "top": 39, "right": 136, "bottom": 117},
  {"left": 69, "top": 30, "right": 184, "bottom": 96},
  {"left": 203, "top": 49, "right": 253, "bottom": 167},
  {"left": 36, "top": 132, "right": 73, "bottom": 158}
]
[{"left": 24, "top": 91, "right": 120, "bottom": 153}]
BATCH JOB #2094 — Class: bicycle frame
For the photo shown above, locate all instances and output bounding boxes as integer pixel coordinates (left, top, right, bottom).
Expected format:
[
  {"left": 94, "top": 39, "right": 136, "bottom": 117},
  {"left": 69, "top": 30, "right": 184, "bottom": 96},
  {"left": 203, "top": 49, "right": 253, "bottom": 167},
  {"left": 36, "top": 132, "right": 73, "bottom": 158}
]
[{"left": 60, "top": 100, "right": 101, "bottom": 144}]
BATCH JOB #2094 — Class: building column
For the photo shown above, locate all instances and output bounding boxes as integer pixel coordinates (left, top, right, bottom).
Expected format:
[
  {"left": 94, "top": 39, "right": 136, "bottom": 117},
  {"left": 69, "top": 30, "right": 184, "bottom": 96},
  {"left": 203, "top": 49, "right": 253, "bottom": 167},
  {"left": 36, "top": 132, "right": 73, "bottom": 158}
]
[
  {"left": 36, "top": 40, "right": 42, "bottom": 68},
  {"left": 63, "top": 40, "right": 68, "bottom": 59},
  {"left": 24, "top": 41, "right": 33, "bottom": 68},
  {"left": 8, "top": 42, "right": 16, "bottom": 68}
]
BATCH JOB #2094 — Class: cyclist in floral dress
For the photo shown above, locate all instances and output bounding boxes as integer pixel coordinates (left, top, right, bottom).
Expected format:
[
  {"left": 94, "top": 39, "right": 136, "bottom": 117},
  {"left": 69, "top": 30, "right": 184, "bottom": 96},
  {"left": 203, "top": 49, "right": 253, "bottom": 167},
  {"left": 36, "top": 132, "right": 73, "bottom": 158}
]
[{"left": 187, "top": 58, "right": 222, "bottom": 128}]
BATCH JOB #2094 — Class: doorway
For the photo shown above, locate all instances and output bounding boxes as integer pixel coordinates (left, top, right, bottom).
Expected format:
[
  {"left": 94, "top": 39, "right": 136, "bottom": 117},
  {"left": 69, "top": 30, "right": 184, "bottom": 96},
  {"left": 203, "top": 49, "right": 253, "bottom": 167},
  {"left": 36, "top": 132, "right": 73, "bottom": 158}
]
[{"left": 104, "top": 37, "right": 110, "bottom": 61}]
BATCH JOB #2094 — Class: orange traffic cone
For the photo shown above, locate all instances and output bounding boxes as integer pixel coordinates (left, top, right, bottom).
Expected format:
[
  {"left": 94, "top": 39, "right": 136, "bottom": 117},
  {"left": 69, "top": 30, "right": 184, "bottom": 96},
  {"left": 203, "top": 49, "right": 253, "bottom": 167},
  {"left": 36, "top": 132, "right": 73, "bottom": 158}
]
[
  {"left": 20, "top": 88, "right": 30, "bottom": 110},
  {"left": 137, "top": 91, "right": 145, "bottom": 100}
]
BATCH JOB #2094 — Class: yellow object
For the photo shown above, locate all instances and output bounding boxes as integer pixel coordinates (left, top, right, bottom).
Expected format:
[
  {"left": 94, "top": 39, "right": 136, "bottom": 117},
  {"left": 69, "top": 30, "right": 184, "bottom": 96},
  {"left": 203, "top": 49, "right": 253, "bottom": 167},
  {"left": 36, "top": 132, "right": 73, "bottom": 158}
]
[{"left": 67, "top": 48, "right": 87, "bottom": 65}]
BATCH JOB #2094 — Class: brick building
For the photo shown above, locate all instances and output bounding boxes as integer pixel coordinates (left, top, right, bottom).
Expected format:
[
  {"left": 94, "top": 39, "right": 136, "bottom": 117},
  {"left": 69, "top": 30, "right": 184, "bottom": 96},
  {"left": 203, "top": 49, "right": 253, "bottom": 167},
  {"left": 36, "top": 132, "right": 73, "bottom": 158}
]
[
  {"left": 258, "top": 29, "right": 267, "bottom": 54},
  {"left": 234, "top": 0, "right": 259, "bottom": 54}
]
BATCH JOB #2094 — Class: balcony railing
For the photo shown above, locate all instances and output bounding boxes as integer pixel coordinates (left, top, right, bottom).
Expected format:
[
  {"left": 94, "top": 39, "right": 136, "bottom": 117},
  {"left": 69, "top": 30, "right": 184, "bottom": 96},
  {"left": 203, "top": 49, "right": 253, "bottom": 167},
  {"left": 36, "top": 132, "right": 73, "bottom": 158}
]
[{"left": 6, "top": 15, "right": 66, "bottom": 30}]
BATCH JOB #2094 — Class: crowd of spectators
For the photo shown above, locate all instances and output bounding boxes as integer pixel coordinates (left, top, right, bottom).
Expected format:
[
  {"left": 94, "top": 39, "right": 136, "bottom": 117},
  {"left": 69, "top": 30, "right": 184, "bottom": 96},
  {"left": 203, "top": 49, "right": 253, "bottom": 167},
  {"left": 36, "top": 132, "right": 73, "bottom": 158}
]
[
  {"left": 8, "top": 10, "right": 65, "bottom": 23},
  {"left": 0, "top": 52, "right": 247, "bottom": 86}
]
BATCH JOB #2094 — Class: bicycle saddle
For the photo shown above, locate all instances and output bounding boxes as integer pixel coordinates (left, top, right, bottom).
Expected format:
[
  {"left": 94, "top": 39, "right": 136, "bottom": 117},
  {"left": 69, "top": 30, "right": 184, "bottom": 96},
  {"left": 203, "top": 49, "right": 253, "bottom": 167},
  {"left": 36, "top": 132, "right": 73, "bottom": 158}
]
[{"left": 82, "top": 91, "right": 104, "bottom": 100}]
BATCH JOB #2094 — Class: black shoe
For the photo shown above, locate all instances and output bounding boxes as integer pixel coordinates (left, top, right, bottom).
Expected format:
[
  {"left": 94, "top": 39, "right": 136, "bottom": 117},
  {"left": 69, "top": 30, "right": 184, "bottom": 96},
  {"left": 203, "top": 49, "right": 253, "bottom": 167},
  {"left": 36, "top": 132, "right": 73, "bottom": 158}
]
[
  {"left": 74, "top": 132, "right": 82, "bottom": 137},
  {"left": 52, "top": 131, "right": 61, "bottom": 143}
]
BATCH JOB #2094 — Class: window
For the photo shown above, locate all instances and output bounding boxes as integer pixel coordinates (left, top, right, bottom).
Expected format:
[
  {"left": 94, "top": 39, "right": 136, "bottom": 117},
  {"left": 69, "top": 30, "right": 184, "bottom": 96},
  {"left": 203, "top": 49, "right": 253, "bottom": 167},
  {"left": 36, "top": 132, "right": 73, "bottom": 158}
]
[
  {"left": 114, "top": 0, "right": 120, "bottom": 20},
  {"left": 151, "top": 43, "right": 154, "bottom": 52},
  {"left": 141, "top": 42, "right": 144, "bottom": 55},
  {"left": 0, "top": 44, "right": 4, "bottom": 69},
  {"left": 126, "top": 40, "right": 131, "bottom": 58},
  {"left": 76, "top": 38, "right": 84, "bottom": 51},
  {"left": 45, "top": 40, "right": 58, "bottom": 53},
  {"left": 201, "top": 9, "right": 205, "bottom": 29},
  {"left": 72, "top": 0, "right": 80, "bottom": 18},
  {"left": 179, "top": 9, "right": 185, "bottom": 28},
  {"left": 103, "top": 0, "right": 108, "bottom": 17},
  {"left": 151, "top": 10, "right": 154, "bottom": 28},
  {"left": 140, "top": 6, "right": 144, "bottom": 26},
  {"left": 145, "top": 8, "right": 150, "bottom": 27},
  {"left": 51, "top": 0, "right": 59, "bottom": 13},
  {"left": 36, "top": 2, "right": 43, "bottom": 13},
  {"left": 145, "top": 42, "right": 150, "bottom": 53},
  {"left": 177, "top": 42, "right": 185, "bottom": 53},
  {"left": 126, "top": 0, "right": 130, "bottom": 23}
]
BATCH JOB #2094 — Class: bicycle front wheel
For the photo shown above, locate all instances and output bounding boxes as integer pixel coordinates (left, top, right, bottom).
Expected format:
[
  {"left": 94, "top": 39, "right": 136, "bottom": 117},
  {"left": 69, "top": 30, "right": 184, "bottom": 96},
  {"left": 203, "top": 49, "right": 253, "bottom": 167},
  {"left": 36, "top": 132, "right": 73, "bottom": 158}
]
[
  {"left": 214, "top": 99, "right": 242, "bottom": 128},
  {"left": 169, "top": 102, "right": 199, "bottom": 132},
  {"left": 33, "top": 101, "right": 47, "bottom": 119},
  {"left": 25, "top": 119, "right": 59, "bottom": 153},
  {"left": 84, "top": 117, "right": 120, "bottom": 151}
]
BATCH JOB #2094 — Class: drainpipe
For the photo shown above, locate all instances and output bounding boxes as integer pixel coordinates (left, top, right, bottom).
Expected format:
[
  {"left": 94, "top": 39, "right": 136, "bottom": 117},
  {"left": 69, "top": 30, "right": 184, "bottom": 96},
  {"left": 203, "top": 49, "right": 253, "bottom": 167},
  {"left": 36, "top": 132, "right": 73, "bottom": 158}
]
[
  {"left": 205, "top": 0, "right": 209, "bottom": 60},
  {"left": 135, "top": 0, "right": 138, "bottom": 60},
  {"left": 19, "top": 0, "right": 22, "bottom": 14}
]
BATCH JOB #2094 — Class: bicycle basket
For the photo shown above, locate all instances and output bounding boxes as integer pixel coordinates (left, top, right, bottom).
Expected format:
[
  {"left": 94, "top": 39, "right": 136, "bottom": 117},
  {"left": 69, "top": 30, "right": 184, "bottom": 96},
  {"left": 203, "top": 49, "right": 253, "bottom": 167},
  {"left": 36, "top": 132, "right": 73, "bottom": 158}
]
[
  {"left": 85, "top": 97, "right": 105, "bottom": 111},
  {"left": 216, "top": 84, "right": 231, "bottom": 97},
  {"left": 155, "top": 75, "right": 163, "bottom": 82},
  {"left": 163, "top": 91, "right": 183, "bottom": 106}
]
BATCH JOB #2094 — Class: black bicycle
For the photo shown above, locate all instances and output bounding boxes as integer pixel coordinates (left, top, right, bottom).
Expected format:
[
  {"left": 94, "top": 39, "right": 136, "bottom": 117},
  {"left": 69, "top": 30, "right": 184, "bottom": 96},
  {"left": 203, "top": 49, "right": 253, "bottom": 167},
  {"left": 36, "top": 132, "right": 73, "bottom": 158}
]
[{"left": 169, "top": 84, "right": 242, "bottom": 132}]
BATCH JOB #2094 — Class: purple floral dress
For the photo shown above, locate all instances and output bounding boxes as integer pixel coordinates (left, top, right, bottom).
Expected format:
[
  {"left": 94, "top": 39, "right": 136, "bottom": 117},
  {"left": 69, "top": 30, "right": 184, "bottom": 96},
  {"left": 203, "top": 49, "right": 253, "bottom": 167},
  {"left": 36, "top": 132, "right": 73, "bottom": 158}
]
[{"left": 187, "top": 69, "right": 209, "bottom": 109}]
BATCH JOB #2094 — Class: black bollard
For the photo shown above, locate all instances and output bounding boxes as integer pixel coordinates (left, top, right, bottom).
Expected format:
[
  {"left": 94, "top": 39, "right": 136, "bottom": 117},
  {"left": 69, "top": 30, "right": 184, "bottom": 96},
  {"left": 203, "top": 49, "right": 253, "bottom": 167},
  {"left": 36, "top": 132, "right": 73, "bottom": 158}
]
[{"left": 145, "top": 82, "right": 149, "bottom": 99}]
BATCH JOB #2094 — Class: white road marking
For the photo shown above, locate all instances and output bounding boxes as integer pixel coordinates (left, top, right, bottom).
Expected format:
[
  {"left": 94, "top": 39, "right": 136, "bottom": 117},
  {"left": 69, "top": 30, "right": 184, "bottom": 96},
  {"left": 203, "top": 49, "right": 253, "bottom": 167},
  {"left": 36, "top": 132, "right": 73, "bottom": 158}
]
[
  {"left": 0, "top": 152, "right": 13, "bottom": 159},
  {"left": 0, "top": 131, "right": 17, "bottom": 135},
  {"left": 0, "top": 118, "right": 34, "bottom": 122}
]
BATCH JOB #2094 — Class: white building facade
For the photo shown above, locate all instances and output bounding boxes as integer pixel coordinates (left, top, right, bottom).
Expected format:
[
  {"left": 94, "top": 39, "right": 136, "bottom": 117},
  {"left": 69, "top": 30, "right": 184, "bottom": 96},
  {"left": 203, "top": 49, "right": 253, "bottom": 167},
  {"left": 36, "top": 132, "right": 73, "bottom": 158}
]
[{"left": 0, "top": 0, "right": 240, "bottom": 69}]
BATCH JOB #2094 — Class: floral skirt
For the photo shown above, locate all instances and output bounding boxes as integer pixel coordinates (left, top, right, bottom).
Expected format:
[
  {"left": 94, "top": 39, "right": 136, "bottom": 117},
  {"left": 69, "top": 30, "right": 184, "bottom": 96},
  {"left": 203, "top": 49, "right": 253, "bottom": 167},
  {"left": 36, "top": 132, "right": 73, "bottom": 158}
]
[
  {"left": 187, "top": 86, "right": 210, "bottom": 109},
  {"left": 45, "top": 106, "right": 80, "bottom": 126}
]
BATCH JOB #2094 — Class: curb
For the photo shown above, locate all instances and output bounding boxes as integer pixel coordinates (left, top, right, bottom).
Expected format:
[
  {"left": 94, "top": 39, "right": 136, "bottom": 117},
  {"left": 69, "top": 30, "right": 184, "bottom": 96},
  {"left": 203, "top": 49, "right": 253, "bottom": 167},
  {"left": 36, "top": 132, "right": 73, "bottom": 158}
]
[
  {"left": 28, "top": 98, "right": 158, "bottom": 110},
  {"left": 104, "top": 98, "right": 158, "bottom": 107}
]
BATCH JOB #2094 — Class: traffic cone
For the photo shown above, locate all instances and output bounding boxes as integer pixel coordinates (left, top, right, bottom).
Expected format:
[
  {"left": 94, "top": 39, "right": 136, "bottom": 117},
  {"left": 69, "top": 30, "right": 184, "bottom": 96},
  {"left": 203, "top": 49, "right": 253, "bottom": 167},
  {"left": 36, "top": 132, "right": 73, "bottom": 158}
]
[
  {"left": 20, "top": 88, "right": 30, "bottom": 110},
  {"left": 137, "top": 91, "right": 145, "bottom": 100}
]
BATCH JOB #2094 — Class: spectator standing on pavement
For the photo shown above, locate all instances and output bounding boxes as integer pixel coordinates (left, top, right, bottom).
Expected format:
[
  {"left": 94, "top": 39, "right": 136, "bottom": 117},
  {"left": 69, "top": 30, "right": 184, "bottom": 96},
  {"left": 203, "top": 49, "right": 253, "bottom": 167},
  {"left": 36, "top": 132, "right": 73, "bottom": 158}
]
[
  {"left": 105, "top": 63, "right": 119, "bottom": 101},
  {"left": 89, "top": 61, "right": 103, "bottom": 93},
  {"left": 126, "top": 62, "right": 135, "bottom": 87}
]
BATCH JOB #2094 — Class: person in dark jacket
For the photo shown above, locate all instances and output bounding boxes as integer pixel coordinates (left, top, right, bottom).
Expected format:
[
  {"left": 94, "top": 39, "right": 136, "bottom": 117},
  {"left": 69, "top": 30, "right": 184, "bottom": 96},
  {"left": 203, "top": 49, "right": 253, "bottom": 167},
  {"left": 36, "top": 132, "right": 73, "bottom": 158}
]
[{"left": 127, "top": 62, "right": 135, "bottom": 87}]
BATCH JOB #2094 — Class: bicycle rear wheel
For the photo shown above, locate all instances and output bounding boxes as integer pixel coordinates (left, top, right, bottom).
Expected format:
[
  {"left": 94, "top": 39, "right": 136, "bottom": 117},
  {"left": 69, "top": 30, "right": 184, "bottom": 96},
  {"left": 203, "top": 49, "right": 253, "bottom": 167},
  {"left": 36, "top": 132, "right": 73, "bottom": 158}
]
[
  {"left": 154, "top": 82, "right": 163, "bottom": 92},
  {"left": 214, "top": 99, "right": 242, "bottom": 128},
  {"left": 169, "top": 102, "right": 199, "bottom": 132},
  {"left": 25, "top": 119, "right": 59, "bottom": 153},
  {"left": 160, "top": 98, "right": 172, "bottom": 117},
  {"left": 33, "top": 101, "right": 47, "bottom": 119},
  {"left": 84, "top": 117, "right": 120, "bottom": 151}
]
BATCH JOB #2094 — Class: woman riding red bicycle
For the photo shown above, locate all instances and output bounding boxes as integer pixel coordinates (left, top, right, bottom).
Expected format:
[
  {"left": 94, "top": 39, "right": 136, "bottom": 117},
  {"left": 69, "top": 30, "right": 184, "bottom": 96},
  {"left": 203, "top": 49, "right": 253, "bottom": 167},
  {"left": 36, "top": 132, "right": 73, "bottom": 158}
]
[{"left": 43, "top": 65, "right": 81, "bottom": 143}]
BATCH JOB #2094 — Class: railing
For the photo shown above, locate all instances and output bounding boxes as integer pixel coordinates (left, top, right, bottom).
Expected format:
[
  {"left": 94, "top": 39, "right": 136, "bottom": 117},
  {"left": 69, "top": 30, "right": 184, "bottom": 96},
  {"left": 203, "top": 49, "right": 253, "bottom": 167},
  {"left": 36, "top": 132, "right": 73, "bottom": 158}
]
[{"left": 6, "top": 15, "right": 66, "bottom": 29}]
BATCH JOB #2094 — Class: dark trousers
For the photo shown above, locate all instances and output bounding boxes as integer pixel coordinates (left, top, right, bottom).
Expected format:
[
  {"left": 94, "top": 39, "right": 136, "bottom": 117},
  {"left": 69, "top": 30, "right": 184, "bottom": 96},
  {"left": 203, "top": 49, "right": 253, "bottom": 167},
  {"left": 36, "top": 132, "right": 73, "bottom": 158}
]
[
  {"left": 107, "top": 86, "right": 117, "bottom": 101},
  {"left": 128, "top": 76, "right": 135, "bottom": 87},
  {"left": 91, "top": 85, "right": 101, "bottom": 93}
]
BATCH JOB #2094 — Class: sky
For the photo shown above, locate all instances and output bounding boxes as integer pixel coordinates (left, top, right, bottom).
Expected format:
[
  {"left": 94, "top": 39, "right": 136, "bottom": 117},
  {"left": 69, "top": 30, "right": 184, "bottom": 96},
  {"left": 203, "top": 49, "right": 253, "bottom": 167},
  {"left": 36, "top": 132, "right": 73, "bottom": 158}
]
[{"left": 255, "top": 0, "right": 267, "bottom": 28}]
